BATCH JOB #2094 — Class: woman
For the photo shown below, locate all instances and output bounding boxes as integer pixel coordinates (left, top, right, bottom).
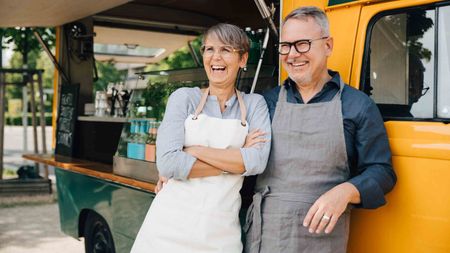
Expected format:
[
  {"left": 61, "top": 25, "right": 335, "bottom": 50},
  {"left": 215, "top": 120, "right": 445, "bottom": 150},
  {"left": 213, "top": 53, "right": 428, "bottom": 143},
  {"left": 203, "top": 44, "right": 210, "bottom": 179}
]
[{"left": 131, "top": 23, "right": 271, "bottom": 253}]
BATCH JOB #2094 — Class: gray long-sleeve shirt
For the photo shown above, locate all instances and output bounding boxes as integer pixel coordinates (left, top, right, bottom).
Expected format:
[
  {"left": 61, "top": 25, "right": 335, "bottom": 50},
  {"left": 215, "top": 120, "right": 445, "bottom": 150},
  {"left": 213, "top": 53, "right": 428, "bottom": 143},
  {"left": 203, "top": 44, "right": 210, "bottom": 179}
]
[{"left": 156, "top": 87, "right": 271, "bottom": 180}]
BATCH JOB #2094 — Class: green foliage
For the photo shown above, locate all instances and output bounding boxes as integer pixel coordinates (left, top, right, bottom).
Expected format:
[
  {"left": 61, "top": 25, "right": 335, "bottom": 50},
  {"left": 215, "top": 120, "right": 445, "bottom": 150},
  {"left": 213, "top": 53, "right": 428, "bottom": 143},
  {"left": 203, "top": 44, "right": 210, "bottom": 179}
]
[
  {"left": 145, "top": 37, "right": 202, "bottom": 71},
  {"left": 137, "top": 37, "right": 203, "bottom": 120},
  {"left": 5, "top": 51, "right": 54, "bottom": 101},
  {"left": 5, "top": 112, "right": 52, "bottom": 126},
  {"left": 2, "top": 27, "right": 56, "bottom": 111},
  {"left": 93, "top": 61, "right": 126, "bottom": 95},
  {"left": 6, "top": 51, "right": 38, "bottom": 99},
  {"left": 3, "top": 168, "right": 16, "bottom": 176},
  {"left": 141, "top": 81, "right": 199, "bottom": 120},
  {"left": 36, "top": 51, "right": 55, "bottom": 90},
  {"left": 1, "top": 27, "right": 55, "bottom": 58}
]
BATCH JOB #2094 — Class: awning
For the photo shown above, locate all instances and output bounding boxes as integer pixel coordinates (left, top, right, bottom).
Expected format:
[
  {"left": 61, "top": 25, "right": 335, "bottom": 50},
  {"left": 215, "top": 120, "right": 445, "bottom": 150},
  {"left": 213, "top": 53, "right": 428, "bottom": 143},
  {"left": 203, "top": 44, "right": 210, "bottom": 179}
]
[{"left": 0, "top": 0, "right": 131, "bottom": 27}]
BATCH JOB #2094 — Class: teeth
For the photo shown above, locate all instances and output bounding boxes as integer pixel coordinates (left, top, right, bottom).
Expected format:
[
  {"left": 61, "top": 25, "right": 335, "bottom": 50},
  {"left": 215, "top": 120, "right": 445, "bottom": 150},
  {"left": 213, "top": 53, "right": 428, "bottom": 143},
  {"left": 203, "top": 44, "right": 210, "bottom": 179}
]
[
  {"left": 290, "top": 61, "right": 307, "bottom": 67},
  {"left": 212, "top": 65, "right": 226, "bottom": 71}
]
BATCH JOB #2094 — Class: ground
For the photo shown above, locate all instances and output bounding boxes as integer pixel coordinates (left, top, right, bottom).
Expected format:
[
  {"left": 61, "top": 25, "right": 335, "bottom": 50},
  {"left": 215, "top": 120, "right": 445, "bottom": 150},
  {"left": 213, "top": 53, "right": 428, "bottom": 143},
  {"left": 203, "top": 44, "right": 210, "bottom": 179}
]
[
  {"left": 0, "top": 126, "right": 84, "bottom": 252},
  {"left": 0, "top": 202, "right": 84, "bottom": 253}
]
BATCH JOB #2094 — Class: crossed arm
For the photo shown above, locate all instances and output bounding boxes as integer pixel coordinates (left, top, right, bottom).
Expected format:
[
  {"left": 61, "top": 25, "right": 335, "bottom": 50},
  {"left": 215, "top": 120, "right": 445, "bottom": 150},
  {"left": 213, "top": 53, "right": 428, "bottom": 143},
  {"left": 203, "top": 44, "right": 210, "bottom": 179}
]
[
  {"left": 155, "top": 90, "right": 271, "bottom": 192},
  {"left": 156, "top": 129, "right": 267, "bottom": 192}
]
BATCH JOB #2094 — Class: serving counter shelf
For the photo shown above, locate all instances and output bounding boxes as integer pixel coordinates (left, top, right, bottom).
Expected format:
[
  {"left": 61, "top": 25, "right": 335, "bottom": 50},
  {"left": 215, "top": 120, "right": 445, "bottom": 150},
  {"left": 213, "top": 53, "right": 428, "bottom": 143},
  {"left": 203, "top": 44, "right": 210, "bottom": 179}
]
[
  {"left": 77, "top": 116, "right": 127, "bottom": 123},
  {"left": 22, "top": 154, "right": 156, "bottom": 192}
]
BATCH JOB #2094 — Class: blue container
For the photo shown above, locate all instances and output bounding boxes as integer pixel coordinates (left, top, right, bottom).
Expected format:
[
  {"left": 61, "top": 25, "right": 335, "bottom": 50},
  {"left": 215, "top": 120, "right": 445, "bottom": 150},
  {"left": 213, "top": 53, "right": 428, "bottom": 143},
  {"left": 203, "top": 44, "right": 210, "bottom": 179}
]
[{"left": 127, "top": 143, "right": 146, "bottom": 160}]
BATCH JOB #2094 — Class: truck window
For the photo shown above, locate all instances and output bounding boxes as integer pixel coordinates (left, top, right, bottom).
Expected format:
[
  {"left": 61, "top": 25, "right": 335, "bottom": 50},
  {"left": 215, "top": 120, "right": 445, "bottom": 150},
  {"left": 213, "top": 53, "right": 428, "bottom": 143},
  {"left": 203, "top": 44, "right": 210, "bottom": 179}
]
[
  {"left": 438, "top": 6, "right": 450, "bottom": 118},
  {"left": 364, "top": 8, "right": 440, "bottom": 119}
]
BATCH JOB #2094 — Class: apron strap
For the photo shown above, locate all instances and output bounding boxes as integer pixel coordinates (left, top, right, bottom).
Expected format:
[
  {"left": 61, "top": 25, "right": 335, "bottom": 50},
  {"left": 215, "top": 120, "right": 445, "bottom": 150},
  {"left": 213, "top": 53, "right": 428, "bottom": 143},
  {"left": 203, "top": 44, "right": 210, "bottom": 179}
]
[
  {"left": 278, "top": 84, "right": 288, "bottom": 102},
  {"left": 235, "top": 90, "right": 247, "bottom": 126},
  {"left": 244, "top": 186, "right": 270, "bottom": 253},
  {"left": 192, "top": 88, "right": 210, "bottom": 120},
  {"left": 192, "top": 88, "right": 247, "bottom": 126},
  {"left": 331, "top": 77, "right": 346, "bottom": 101}
]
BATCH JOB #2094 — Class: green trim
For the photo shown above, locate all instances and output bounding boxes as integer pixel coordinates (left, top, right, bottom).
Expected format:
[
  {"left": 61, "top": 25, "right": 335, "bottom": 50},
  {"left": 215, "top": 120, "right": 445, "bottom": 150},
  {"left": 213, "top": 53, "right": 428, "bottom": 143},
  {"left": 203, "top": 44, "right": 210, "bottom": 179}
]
[{"left": 328, "top": 0, "right": 356, "bottom": 6}]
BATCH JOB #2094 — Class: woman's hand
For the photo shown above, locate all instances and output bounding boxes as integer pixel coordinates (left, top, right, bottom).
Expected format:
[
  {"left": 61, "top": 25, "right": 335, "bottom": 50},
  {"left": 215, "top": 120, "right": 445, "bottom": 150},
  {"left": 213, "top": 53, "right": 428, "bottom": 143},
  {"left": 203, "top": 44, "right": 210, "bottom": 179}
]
[
  {"left": 244, "top": 129, "right": 268, "bottom": 148},
  {"left": 155, "top": 176, "right": 168, "bottom": 194}
]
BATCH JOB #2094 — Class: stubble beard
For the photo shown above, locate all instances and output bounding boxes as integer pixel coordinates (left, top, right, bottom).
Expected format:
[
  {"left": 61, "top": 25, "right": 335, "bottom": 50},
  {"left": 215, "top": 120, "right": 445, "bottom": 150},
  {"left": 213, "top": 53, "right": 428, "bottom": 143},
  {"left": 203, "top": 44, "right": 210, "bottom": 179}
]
[{"left": 290, "top": 72, "right": 312, "bottom": 88}]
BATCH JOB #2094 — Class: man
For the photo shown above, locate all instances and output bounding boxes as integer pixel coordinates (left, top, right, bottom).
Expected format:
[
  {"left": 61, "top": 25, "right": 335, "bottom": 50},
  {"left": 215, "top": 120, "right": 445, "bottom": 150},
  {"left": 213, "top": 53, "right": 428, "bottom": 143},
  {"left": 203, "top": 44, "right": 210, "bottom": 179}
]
[{"left": 244, "top": 6, "right": 396, "bottom": 253}]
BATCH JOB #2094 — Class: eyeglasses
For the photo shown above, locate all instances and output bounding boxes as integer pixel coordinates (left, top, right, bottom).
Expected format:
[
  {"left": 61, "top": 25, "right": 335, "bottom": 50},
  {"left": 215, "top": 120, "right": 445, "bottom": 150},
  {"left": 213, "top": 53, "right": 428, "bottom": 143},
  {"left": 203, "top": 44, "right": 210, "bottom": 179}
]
[
  {"left": 200, "top": 45, "right": 242, "bottom": 58},
  {"left": 278, "top": 37, "right": 329, "bottom": 55}
]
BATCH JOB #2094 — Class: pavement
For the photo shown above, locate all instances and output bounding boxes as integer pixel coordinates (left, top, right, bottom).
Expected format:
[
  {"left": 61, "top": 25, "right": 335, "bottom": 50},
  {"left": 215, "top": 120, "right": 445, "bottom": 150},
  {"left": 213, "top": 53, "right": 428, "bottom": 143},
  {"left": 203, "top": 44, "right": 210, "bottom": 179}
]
[
  {"left": 0, "top": 126, "right": 85, "bottom": 252},
  {"left": 3, "top": 125, "right": 53, "bottom": 173},
  {"left": 0, "top": 203, "right": 84, "bottom": 253}
]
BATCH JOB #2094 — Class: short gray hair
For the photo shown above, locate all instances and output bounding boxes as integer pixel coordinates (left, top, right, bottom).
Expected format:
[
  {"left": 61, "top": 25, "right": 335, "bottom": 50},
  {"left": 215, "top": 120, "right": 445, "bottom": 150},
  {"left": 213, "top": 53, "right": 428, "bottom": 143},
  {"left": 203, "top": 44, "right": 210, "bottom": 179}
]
[
  {"left": 202, "top": 23, "right": 250, "bottom": 55},
  {"left": 283, "top": 6, "right": 330, "bottom": 36}
]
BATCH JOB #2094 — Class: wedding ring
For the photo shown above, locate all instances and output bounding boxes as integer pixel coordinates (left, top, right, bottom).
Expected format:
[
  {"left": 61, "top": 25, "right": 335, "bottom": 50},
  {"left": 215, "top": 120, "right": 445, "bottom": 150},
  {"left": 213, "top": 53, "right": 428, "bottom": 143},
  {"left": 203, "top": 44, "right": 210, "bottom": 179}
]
[{"left": 322, "top": 214, "right": 331, "bottom": 221}]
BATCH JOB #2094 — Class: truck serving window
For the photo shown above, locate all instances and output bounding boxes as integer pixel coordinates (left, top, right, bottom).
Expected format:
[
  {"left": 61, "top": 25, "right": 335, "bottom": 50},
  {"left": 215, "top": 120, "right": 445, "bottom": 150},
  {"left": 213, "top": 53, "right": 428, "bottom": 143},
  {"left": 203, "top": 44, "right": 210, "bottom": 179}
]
[{"left": 363, "top": 5, "right": 450, "bottom": 120}]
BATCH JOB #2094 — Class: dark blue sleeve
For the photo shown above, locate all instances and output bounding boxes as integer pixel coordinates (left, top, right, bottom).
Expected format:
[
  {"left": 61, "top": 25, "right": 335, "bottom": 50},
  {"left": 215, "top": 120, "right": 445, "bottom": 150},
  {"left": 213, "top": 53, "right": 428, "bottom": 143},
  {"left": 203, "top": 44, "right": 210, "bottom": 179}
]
[
  {"left": 348, "top": 98, "right": 397, "bottom": 209},
  {"left": 262, "top": 86, "right": 280, "bottom": 121}
]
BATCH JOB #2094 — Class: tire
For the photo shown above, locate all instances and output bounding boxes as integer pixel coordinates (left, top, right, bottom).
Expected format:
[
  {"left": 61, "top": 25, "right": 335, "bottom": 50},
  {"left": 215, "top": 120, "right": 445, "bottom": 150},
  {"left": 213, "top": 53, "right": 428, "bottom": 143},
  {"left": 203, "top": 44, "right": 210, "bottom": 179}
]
[{"left": 84, "top": 212, "right": 116, "bottom": 253}]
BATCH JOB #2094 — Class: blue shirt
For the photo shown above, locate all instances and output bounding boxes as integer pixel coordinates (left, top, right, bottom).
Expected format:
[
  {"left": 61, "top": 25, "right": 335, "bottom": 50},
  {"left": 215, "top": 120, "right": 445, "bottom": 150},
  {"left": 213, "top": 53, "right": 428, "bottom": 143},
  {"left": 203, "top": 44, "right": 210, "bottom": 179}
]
[
  {"left": 156, "top": 87, "right": 271, "bottom": 180},
  {"left": 263, "top": 70, "right": 396, "bottom": 209}
]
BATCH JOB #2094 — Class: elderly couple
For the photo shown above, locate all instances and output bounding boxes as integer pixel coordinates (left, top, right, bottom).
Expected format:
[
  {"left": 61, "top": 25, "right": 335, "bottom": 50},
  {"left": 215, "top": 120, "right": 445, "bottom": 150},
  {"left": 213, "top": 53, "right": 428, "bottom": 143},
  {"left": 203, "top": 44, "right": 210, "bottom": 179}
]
[{"left": 131, "top": 6, "right": 396, "bottom": 253}]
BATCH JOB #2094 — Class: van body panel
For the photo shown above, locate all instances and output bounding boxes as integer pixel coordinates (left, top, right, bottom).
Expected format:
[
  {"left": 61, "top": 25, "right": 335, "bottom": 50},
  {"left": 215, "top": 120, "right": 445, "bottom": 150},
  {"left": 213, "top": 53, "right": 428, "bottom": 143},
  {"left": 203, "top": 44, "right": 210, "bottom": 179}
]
[
  {"left": 347, "top": 1, "right": 450, "bottom": 252},
  {"left": 55, "top": 168, "right": 153, "bottom": 252},
  {"left": 326, "top": 5, "right": 362, "bottom": 83},
  {"left": 349, "top": 154, "right": 450, "bottom": 253}
]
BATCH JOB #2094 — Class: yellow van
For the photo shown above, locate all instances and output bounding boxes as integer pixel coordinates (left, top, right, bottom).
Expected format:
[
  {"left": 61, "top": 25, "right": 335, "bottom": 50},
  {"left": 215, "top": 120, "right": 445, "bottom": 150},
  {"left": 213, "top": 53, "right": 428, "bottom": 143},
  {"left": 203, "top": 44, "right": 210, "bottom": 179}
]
[{"left": 282, "top": 0, "right": 450, "bottom": 252}]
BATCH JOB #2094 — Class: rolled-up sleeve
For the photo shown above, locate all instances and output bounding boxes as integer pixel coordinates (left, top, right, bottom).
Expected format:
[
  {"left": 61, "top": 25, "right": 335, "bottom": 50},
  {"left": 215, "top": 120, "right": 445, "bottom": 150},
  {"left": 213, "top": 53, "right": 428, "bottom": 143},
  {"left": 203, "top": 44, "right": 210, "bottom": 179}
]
[
  {"left": 348, "top": 99, "right": 397, "bottom": 209},
  {"left": 156, "top": 89, "right": 197, "bottom": 180},
  {"left": 240, "top": 95, "right": 272, "bottom": 176}
]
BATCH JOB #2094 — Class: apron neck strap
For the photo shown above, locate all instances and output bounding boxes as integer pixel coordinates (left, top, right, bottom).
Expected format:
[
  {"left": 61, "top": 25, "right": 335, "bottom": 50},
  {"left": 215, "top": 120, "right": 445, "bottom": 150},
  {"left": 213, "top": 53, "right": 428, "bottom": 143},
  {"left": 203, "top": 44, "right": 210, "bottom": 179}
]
[
  {"left": 279, "top": 84, "right": 288, "bottom": 102},
  {"left": 192, "top": 88, "right": 247, "bottom": 126},
  {"left": 236, "top": 89, "right": 247, "bottom": 126},
  {"left": 331, "top": 77, "right": 346, "bottom": 101},
  {"left": 192, "top": 87, "right": 210, "bottom": 119}
]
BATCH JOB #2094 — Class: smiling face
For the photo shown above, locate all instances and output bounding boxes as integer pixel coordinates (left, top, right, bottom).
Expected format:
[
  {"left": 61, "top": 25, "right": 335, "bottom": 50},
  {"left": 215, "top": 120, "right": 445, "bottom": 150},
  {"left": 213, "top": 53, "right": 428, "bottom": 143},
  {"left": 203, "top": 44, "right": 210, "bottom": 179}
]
[
  {"left": 202, "top": 34, "right": 248, "bottom": 89},
  {"left": 280, "top": 17, "right": 333, "bottom": 87}
]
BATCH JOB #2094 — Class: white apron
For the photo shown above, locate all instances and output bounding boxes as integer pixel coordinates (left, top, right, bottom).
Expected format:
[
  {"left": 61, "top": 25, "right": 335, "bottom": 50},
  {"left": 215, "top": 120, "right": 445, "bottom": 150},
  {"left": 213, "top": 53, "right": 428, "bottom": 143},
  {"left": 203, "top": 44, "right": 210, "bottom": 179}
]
[{"left": 131, "top": 88, "right": 249, "bottom": 253}]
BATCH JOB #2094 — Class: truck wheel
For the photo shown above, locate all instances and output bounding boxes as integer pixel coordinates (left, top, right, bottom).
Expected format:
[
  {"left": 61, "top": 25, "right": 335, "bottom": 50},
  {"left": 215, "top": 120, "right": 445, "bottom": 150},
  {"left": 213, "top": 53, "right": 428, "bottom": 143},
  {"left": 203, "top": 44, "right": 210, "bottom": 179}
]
[{"left": 84, "top": 213, "right": 116, "bottom": 253}]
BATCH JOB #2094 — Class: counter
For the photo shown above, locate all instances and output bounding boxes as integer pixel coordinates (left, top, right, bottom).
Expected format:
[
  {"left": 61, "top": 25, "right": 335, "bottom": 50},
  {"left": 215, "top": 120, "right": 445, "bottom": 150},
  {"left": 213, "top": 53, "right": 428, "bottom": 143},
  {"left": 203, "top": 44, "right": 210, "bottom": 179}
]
[{"left": 22, "top": 154, "right": 156, "bottom": 192}]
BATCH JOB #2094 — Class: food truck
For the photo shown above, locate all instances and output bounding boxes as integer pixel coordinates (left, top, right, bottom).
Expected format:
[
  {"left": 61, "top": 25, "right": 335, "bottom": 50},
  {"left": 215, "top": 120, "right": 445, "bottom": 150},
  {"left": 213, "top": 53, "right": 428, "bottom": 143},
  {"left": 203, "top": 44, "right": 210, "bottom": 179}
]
[{"left": 2, "top": 0, "right": 449, "bottom": 252}]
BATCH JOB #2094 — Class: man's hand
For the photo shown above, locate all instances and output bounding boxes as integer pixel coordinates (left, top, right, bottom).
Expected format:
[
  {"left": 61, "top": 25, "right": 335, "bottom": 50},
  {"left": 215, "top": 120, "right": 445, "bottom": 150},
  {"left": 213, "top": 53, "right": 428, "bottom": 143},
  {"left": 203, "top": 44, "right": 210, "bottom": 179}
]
[
  {"left": 244, "top": 129, "right": 268, "bottom": 148},
  {"left": 303, "top": 182, "right": 360, "bottom": 234},
  {"left": 155, "top": 176, "right": 168, "bottom": 194}
]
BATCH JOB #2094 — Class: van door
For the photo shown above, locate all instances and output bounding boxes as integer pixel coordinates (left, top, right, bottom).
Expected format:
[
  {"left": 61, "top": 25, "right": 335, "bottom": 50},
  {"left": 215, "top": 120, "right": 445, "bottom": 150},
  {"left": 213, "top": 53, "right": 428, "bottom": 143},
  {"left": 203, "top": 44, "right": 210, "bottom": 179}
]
[{"left": 348, "top": 2, "right": 450, "bottom": 253}]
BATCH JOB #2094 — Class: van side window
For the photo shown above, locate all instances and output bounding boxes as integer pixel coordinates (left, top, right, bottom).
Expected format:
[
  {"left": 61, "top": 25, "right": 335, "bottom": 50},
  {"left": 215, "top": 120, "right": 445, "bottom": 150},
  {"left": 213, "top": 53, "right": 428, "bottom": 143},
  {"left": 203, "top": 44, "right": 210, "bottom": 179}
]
[
  {"left": 438, "top": 6, "right": 450, "bottom": 118},
  {"left": 364, "top": 9, "right": 436, "bottom": 119}
]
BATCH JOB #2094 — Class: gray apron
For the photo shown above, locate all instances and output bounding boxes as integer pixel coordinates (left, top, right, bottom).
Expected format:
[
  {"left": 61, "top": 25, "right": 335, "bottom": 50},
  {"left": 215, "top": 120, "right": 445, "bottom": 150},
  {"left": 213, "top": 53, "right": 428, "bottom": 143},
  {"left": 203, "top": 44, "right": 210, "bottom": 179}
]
[{"left": 245, "top": 78, "right": 350, "bottom": 253}]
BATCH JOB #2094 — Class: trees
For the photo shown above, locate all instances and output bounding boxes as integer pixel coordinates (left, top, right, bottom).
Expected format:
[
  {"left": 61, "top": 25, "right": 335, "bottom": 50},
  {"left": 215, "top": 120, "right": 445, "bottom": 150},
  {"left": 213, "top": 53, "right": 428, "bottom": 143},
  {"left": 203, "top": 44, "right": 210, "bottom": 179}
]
[
  {"left": 93, "top": 61, "right": 126, "bottom": 95},
  {"left": 1, "top": 27, "right": 56, "bottom": 123}
]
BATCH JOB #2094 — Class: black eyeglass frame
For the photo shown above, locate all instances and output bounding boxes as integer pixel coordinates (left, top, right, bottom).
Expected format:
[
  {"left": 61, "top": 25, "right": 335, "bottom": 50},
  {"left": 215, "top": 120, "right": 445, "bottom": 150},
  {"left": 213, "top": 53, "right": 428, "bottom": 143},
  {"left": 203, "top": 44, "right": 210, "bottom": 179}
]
[{"left": 278, "top": 36, "right": 329, "bottom": 55}]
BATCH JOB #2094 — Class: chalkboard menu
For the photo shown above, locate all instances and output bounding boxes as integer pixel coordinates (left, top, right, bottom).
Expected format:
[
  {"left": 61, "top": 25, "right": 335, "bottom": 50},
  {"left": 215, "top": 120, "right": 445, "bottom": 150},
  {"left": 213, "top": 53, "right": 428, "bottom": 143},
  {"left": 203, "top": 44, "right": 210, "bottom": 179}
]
[{"left": 55, "top": 84, "right": 79, "bottom": 157}]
